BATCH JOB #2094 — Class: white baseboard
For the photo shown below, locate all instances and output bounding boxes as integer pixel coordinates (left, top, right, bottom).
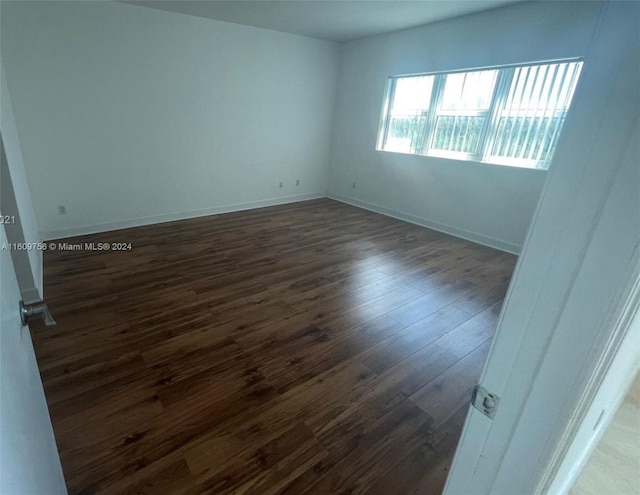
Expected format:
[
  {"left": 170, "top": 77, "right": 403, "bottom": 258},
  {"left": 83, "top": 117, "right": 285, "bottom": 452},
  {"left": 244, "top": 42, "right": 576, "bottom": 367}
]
[
  {"left": 42, "top": 191, "right": 522, "bottom": 255},
  {"left": 327, "top": 192, "right": 521, "bottom": 255},
  {"left": 41, "top": 192, "right": 325, "bottom": 240}
]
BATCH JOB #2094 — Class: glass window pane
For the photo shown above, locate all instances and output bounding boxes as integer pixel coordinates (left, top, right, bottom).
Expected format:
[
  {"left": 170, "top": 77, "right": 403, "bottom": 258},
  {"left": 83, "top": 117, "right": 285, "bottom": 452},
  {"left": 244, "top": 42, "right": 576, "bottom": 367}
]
[
  {"left": 389, "top": 76, "right": 434, "bottom": 115},
  {"left": 432, "top": 116, "right": 485, "bottom": 153},
  {"left": 488, "top": 61, "right": 582, "bottom": 168},
  {"left": 383, "top": 75, "right": 434, "bottom": 153},
  {"left": 385, "top": 115, "right": 429, "bottom": 153},
  {"left": 377, "top": 60, "right": 582, "bottom": 168},
  {"left": 507, "top": 62, "right": 582, "bottom": 111},
  {"left": 440, "top": 70, "right": 497, "bottom": 110},
  {"left": 491, "top": 116, "right": 565, "bottom": 166}
]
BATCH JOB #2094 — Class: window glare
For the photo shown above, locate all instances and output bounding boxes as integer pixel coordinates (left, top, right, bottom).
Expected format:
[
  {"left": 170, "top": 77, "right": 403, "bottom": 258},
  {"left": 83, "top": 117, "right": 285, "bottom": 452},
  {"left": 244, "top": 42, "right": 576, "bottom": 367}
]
[
  {"left": 441, "top": 70, "right": 497, "bottom": 110},
  {"left": 390, "top": 76, "right": 433, "bottom": 114},
  {"left": 383, "top": 75, "right": 434, "bottom": 153}
]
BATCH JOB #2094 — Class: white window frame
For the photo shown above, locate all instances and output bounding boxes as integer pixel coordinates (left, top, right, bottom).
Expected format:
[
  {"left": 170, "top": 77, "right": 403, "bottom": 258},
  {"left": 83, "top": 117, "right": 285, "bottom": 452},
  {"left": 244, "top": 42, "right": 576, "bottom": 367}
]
[{"left": 377, "top": 58, "right": 584, "bottom": 170}]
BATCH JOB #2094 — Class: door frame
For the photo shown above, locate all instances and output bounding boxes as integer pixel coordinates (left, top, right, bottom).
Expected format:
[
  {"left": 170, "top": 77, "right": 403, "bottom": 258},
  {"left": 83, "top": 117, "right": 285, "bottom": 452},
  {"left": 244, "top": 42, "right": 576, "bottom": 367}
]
[{"left": 541, "top": 274, "right": 640, "bottom": 494}]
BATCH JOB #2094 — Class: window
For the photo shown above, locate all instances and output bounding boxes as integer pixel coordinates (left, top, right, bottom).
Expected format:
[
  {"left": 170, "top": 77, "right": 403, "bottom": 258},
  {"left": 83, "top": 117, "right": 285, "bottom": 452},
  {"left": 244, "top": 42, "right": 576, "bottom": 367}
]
[{"left": 377, "top": 60, "right": 583, "bottom": 170}]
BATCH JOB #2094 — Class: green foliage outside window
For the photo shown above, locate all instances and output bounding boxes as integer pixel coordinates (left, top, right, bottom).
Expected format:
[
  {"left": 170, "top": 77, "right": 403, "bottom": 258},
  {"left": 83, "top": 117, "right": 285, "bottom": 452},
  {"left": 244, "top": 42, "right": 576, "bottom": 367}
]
[
  {"left": 432, "top": 116, "right": 484, "bottom": 154},
  {"left": 388, "top": 114, "right": 428, "bottom": 152}
]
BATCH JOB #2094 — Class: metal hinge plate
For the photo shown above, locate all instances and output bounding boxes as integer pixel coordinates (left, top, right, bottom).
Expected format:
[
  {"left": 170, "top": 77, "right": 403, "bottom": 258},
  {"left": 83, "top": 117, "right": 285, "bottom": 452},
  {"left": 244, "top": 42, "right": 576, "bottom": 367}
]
[{"left": 472, "top": 385, "right": 500, "bottom": 419}]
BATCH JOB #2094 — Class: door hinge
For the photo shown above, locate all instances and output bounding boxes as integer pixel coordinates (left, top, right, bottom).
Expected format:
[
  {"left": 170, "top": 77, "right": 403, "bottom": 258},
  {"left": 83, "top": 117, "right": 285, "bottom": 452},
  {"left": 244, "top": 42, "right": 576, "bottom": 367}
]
[{"left": 472, "top": 384, "right": 500, "bottom": 419}]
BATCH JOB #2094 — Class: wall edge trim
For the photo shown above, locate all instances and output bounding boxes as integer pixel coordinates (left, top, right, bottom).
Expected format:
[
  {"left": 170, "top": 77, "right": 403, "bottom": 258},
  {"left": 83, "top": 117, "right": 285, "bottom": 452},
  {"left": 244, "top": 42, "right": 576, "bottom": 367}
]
[
  {"left": 41, "top": 192, "right": 325, "bottom": 240},
  {"left": 328, "top": 192, "right": 521, "bottom": 254}
]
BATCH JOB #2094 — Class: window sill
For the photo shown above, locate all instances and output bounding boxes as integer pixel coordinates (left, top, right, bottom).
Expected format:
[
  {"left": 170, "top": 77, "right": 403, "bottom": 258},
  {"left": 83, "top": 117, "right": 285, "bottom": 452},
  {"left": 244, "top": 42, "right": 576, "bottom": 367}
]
[{"left": 375, "top": 148, "right": 550, "bottom": 172}]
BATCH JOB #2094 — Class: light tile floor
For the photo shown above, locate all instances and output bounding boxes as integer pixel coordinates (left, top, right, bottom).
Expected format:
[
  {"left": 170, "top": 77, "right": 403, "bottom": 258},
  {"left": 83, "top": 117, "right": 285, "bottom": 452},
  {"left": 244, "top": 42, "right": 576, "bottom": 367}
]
[{"left": 571, "top": 372, "right": 640, "bottom": 495}]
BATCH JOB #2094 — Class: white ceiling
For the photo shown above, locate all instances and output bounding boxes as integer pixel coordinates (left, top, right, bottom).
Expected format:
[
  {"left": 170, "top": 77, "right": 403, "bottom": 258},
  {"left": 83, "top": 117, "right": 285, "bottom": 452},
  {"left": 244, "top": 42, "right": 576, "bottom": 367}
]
[{"left": 121, "top": 0, "right": 524, "bottom": 42}]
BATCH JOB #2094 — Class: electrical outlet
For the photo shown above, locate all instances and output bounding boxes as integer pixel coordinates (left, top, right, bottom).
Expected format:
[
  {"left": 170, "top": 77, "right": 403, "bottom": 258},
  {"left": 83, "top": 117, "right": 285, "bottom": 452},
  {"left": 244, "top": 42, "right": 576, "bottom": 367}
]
[
  {"left": 296, "top": 179, "right": 300, "bottom": 186},
  {"left": 279, "top": 181, "right": 283, "bottom": 188},
  {"left": 58, "top": 205, "right": 67, "bottom": 215},
  {"left": 352, "top": 182, "right": 357, "bottom": 189}
]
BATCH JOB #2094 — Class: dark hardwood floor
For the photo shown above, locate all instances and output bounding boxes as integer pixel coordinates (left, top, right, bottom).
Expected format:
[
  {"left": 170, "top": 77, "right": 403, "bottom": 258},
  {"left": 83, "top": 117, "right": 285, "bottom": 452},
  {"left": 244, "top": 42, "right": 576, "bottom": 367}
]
[{"left": 31, "top": 198, "right": 516, "bottom": 494}]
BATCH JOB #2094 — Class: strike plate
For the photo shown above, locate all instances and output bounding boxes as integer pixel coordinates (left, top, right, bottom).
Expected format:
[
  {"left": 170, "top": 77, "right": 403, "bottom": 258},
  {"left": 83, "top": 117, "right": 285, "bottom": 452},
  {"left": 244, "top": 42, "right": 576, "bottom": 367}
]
[{"left": 472, "top": 385, "right": 500, "bottom": 420}]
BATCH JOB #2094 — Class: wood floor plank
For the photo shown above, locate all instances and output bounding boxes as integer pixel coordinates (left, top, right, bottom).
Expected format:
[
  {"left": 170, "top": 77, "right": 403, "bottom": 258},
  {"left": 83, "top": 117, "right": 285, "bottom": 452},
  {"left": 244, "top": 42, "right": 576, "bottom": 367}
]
[
  {"left": 183, "top": 358, "right": 378, "bottom": 478},
  {"left": 434, "top": 301, "right": 502, "bottom": 358},
  {"left": 281, "top": 400, "right": 433, "bottom": 495},
  {"left": 31, "top": 198, "right": 515, "bottom": 494},
  {"left": 93, "top": 452, "right": 196, "bottom": 495},
  {"left": 366, "top": 405, "right": 468, "bottom": 495},
  {"left": 255, "top": 315, "right": 405, "bottom": 393},
  {"left": 452, "top": 279, "right": 508, "bottom": 316},
  {"left": 308, "top": 344, "right": 457, "bottom": 440},
  {"left": 190, "top": 422, "right": 328, "bottom": 494},
  {"left": 358, "top": 305, "right": 472, "bottom": 374},
  {"left": 386, "top": 280, "right": 475, "bottom": 327},
  {"left": 410, "top": 340, "right": 493, "bottom": 427}
]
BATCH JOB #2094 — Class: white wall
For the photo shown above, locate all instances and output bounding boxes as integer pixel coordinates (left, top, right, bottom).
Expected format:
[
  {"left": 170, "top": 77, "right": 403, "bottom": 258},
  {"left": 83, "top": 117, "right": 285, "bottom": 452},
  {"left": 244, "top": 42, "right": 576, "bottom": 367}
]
[
  {"left": 0, "top": 1, "right": 339, "bottom": 239},
  {"left": 327, "top": 1, "right": 602, "bottom": 253}
]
